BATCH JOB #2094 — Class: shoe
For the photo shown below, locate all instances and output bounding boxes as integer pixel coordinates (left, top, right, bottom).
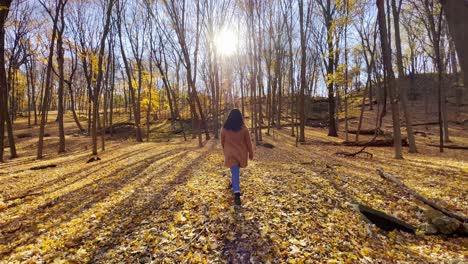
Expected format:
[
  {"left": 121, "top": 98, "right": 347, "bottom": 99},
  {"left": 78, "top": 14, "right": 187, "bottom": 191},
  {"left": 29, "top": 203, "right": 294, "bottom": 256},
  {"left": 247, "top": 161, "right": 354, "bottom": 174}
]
[{"left": 234, "top": 193, "right": 241, "bottom": 206}]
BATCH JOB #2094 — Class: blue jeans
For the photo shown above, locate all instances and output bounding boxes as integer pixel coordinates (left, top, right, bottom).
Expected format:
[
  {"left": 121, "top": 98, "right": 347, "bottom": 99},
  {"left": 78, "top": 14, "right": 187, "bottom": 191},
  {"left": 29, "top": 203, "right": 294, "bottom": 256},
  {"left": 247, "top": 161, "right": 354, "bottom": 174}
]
[{"left": 230, "top": 165, "right": 240, "bottom": 193}]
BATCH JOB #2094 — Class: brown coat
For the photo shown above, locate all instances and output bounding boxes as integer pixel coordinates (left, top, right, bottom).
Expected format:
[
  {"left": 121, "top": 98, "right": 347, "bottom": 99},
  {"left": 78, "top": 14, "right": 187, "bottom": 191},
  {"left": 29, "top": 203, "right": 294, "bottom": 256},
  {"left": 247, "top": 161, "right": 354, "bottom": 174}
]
[{"left": 221, "top": 126, "right": 253, "bottom": 168}]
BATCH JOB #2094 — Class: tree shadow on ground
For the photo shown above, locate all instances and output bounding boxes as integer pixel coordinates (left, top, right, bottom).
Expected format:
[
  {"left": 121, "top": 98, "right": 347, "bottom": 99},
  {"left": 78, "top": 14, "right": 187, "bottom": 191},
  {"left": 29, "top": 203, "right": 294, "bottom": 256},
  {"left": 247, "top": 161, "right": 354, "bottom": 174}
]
[
  {"left": 221, "top": 206, "right": 278, "bottom": 263},
  {"left": 86, "top": 142, "right": 217, "bottom": 262},
  {"left": 0, "top": 146, "right": 191, "bottom": 259},
  {"left": 1, "top": 145, "right": 156, "bottom": 205}
]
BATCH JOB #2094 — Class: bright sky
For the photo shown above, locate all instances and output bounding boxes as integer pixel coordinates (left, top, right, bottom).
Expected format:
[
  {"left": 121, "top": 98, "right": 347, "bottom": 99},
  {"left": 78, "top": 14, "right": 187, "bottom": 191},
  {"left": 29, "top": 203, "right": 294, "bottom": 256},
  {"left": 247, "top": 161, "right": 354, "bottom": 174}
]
[{"left": 214, "top": 29, "right": 238, "bottom": 57}]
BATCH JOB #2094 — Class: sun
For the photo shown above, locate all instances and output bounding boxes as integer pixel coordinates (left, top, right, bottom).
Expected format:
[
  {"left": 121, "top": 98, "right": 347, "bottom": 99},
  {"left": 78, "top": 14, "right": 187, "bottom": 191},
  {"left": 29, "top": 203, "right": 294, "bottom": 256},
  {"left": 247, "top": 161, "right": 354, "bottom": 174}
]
[{"left": 214, "top": 29, "right": 237, "bottom": 56}]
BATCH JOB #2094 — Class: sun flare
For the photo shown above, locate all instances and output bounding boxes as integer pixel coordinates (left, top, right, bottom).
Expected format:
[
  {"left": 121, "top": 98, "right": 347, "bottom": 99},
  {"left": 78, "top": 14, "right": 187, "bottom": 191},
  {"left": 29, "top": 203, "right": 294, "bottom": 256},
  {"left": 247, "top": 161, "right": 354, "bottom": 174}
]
[{"left": 214, "top": 29, "right": 237, "bottom": 56}]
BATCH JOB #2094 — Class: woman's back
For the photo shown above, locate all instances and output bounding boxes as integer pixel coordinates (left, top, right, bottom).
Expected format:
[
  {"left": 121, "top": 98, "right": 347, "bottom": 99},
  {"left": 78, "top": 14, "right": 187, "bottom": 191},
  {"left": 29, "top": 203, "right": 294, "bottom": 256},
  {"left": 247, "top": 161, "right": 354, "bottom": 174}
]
[{"left": 221, "top": 126, "right": 253, "bottom": 168}]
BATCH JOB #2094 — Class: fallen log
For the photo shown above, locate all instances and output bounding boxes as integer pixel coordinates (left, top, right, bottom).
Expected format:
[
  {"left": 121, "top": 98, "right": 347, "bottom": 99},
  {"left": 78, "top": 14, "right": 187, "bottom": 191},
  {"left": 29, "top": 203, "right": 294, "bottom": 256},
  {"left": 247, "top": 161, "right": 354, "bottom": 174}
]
[
  {"left": 86, "top": 156, "right": 101, "bottom": 163},
  {"left": 342, "top": 138, "right": 408, "bottom": 147},
  {"left": 259, "top": 143, "right": 275, "bottom": 149},
  {"left": 170, "top": 129, "right": 184, "bottom": 134},
  {"left": 363, "top": 100, "right": 378, "bottom": 106},
  {"left": 338, "top": 116, "right": 357, "bottom": 122},
  {"left": 354, "top": 203, "right": 415, "bottom": 233},
  {"left": 414, "top": 131, "right": 428, "bottom": 137},
  {"left": 347, "top": 128, "right": 384, "bottom": 135},
  {"left": 427, "top": 144, "right": 468, "bottom": 150},
  {"left": 17, "top": 133, "right": 33, "bottom": 138},
  {"left": 402, "top": 122, "right": 439, "bottom": 127},
  {"left": 449, "top": 119, "right": 468, "bottom": 126},
  {"left": 30, "top": 164, "right": 57, "bottom": 170},
  {"left": 105, "top": 122, "right": 135, "bottom": 133},
  {"left": 377, "top": 168, "right": 467, "bottom": 223}
]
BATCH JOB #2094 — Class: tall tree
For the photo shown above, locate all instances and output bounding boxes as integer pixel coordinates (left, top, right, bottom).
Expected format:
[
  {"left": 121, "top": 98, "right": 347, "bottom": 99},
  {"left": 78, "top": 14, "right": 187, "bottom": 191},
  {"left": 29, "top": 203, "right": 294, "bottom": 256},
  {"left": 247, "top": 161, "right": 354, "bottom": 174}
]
[
  {"left": 116, "top": 0, "right": 143, "bottom": 142},
  {"left": 318, "top": 0, "right": 338, "bottom": 137},
  {"left": 37, "top": 0, "right": 61, "bottom": 159},
  {"left": 56, "top": 0, "right": 68, "bottom": 153},
  {"left": 298, "top": 0, "right": 307, "bottom": 142},
  {"left": 0, "top": 0, "right": 13, "bottom": 162},
  {"left": 391, "top": 0, "right": 417, "bottom": 153},
  {"left": 441, "top": 0, "right": 468, "bottom": 102},
  {"left": 162, "top": 0, "right": 208, "bottom": 147},
  {"left": 410, "top": 0, "right": 448, "bottom": 147},
  {"left": 90, "top": 0, "right": 113, "bottom": 155},
  {"left": 377, "top": 0, "right": 403, "bottom": 159}
]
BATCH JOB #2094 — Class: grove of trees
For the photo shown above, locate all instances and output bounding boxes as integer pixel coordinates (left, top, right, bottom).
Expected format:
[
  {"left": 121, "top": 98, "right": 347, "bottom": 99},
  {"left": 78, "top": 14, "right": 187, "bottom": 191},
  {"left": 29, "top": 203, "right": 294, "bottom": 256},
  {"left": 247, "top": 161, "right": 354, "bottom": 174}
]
[{"left": 0, "top": 0, "right": 466, "bottom": 162}]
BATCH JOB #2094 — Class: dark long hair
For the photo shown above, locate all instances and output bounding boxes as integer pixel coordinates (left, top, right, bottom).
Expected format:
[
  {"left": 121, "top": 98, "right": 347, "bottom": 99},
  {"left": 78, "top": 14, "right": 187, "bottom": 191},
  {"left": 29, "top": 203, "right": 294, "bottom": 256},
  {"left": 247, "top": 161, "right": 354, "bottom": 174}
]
[{"left": 223, "top": 109, "right": 244, "bottom": 132}]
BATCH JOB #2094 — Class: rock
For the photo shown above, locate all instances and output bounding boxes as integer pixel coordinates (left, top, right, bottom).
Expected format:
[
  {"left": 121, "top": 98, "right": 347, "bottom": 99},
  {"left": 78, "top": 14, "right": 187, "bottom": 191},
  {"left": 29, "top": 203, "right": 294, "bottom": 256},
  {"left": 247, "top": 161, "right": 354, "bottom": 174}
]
[
  {"left": 417, "top": 223, "right": 438, "bottom": 235},
  {"left": 423, "top": 208, "right": 444, "bottom": 223},
  {"left": 432, "top": 216, "right": 461, "bottom": 235}
]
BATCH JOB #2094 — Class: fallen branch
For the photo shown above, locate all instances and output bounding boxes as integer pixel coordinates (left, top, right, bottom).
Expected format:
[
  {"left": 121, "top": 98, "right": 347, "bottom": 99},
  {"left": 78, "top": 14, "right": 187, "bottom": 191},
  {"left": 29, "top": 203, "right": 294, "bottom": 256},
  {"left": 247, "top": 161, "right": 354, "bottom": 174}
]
[
  {"left": 377, "top": 168, "right": 467, "bottom": 223},
  {"left": 342, "top": 138, "right": 408, "bottom": 147},
  {"left": 427, "top": 144, "right": 468, "bottom": 150},
  {"left": 335, "top": 150, "right": 373, "bottom": 158},
  {"left": 4, "top": 191, "right": 42, "bottom": 202},
  {"left": 335, "top": 105, "right": 387, "bottom": 158}
]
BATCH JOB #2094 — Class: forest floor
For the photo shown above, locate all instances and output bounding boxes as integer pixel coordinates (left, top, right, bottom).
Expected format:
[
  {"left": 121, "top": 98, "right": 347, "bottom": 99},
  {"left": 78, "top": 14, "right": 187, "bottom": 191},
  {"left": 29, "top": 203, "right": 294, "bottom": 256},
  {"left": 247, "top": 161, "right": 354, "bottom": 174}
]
[{"left": 0, "top": 105, "right": 467, "bottom": 263}]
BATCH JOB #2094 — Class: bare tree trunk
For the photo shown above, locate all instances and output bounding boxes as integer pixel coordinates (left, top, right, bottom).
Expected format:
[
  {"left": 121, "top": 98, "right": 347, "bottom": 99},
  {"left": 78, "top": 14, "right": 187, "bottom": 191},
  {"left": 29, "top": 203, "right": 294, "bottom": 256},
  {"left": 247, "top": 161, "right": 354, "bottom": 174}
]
[
  {"left": 277, "top": 64, "right": 282, "bottom": 129},
  {"left": 57, "top": 0, "right": 66, "bottom": 153},
  {"left": 324, "top": 0, "right": 338, "bottom": 137},
  {"left": 66, "top": 80, "right": 83, "bottom": 132},
  {"left": 147, "top": 55, "right": 153, "bottom": 142},
  {"left": 441, "top": 0, "right": 468, "bottom": 102},
  {"left": 0, "top": 0, "right": 12, "bottom": 162},
  {"left": 377, "top": 0, "right": 403, "bottom": 159},
  {"left": 3, "top": 67, "right": 16, "bottom": 158},
  {"left": 91, "top": 0, "right": 113, "bottom": 155},
  {"left": 356, "top": 81, "right": 368, "bottom": 142},
  {"left": 287, "top": 4, "right": 295, "bottom": 137},
  {"left": 298, "top": 0, "right": 306, "bottom": 142},
  {"left": 162, "top": 0, "right": 204, "bottom": 147},
  {"left": 31, "top": 60, "right": 37, "bottom": 125},
  {"left": 37, "top": 0, "right": 60, "bottom": 159},
  {"left": 256, "top": 9, "right": 263, "bottom": 143},
  {"left": 391, "top": 0, "right": 417, "bottom": 153},
  {"left": 102, "top": 91, "right": 107, "bottom": 151},
  {"left": 117, "top": 3, "right": 142, "bottom": 142},
  {"left": 26, "top": 61, "right": 32, "bottom": 126},
  {"left": 344, "top": 0, "right": 349, "bottom": 142},
  {"left": 240, "top": 69, "right": 245, "bottom": 117}
]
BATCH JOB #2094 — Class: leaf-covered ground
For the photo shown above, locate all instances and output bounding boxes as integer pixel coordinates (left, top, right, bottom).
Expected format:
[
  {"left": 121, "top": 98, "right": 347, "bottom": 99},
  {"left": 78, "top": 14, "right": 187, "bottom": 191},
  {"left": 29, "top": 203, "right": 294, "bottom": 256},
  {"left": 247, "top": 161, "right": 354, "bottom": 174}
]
[{"left": 0, "top": 117, "right": 467, "bottom": 263}]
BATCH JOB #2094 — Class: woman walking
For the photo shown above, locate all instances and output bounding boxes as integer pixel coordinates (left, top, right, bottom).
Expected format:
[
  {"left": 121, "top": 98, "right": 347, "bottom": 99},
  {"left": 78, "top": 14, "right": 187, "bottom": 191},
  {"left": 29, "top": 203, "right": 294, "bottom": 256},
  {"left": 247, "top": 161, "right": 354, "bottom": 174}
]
[{"left": 221, "top": 109, "right": 253, "bottom": 206}]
